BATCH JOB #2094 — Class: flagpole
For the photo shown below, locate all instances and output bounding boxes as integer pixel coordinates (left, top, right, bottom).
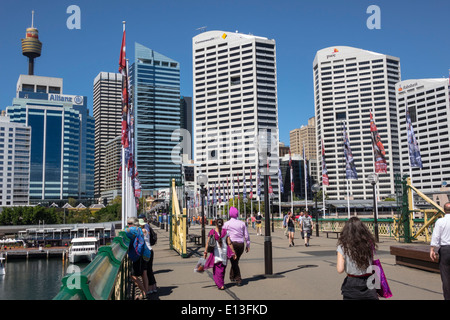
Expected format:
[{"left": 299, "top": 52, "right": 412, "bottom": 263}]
[
  {"left": 120, "top": 21, "right": 127, "bottom": 229},
  {"left": 121, "top": 147, "right": 126, "bottom": 229},
  {"left": 405, "top": 101, "right": 416, "bottom": 219},
  {"left": 347, "top": 179, "right": 350, "bottom": 219},
  {"left": 303, "top": 143, "right": 308, "bottom": 213}
]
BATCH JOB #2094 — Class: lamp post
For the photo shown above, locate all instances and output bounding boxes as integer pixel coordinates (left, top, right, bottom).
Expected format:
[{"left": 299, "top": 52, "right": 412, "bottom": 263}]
[
  {"left": 367, "top": 173, "right": 379, "bottom": 243},
  {"left": 198, "top": 173, "right": 208, "bottom": 247},
  {"left": 259, "top": 131, "right": 272, "bottom": 276},
  {"left": 312, "top": 183, "right": 320, "bottom": 237}
]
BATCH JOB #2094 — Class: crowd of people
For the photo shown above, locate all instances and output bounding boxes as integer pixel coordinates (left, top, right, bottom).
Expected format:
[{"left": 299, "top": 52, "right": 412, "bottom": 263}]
[
  {"left": 125, "top": 215, "right": 158, "bottom": 300},
  {"left": 283, "top": 211, "right": 313, "bottom": 247},
  {"left": 125, "top": 202, "right": 450, "bottom": 301}
]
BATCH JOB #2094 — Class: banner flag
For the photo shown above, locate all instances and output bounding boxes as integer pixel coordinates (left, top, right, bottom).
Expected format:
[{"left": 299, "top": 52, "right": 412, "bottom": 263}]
[
  {"left": 343, "top": 122, "right": 358, "bottom": 180},
  {"left": 370, "top": 111, "right": 387, "bottom": 173},
  {"left": 406, "top": 105, "right": 423, "bottom": 168},
  {"left": 321, "top": 138, "right": 329, "bottom": 186}
]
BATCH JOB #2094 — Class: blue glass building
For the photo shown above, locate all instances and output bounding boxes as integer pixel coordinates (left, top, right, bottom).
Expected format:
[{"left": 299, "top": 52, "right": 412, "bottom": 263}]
[
  {"left": 6, "top": 75, "right": 94, "bottom": 203},
  {"left": 130, "top": 43, "right": 181, "bottom": 192}
]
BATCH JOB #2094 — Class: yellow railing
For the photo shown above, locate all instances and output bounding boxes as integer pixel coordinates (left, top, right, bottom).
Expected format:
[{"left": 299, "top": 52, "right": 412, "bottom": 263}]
[{"left": 170, "top": 179, "right": 187, "bottom": 258}]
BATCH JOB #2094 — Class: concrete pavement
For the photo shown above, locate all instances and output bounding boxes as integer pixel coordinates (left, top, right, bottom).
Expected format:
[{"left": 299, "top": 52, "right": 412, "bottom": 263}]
[{"left": 147, "top": 223, "right": 444, "bottom": 301}]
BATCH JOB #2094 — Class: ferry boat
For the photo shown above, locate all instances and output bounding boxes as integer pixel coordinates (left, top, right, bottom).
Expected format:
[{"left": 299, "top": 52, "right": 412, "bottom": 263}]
[{"left": 68, "top": 237, "right": 98, "bottom": 264}]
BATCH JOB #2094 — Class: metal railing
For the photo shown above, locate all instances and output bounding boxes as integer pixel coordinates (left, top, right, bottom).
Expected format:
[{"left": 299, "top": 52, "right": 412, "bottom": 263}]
[{"left": 53, "top": 230, "right": 132, "bottom": 300}]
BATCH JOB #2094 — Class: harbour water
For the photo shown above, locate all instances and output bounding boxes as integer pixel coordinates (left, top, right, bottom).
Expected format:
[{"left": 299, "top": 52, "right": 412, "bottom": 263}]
[{"left": 0, "top": 258, "right": 87, "bottom": 300}]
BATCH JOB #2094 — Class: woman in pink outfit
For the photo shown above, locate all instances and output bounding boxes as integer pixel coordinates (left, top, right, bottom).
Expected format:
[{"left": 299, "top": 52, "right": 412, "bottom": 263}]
[{"left": 203, "top": 218, "right": 236, "bottom": 290}]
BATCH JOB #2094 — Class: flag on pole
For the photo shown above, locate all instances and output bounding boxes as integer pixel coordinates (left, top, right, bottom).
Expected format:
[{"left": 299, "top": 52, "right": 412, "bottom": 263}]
[
  {"left": 257, "top": 169, "right": 261, "bottom": 197},
  {"left": 213, "top": 183, "right": 217, "bottom": 204},
  {"left": 278, "top": 160, "right": 284, "bottom": 194},
  {"left": 267, "top": 160, "right": 273, "bottom": 195},
  {"left": 321, "top": 139, "right": 329, "bottom": 186},
  {"left": 243, "top": 171, "right": 247, "bottom": 200},
  {"left": 222, "top": 180, "right": 226, "bottom": 203},
  {"left": 303, "top": 145, "right": 308, "bottom": 197},
  {"left": 406, "top": 104, "right": 423, "bottom": 168},
  {"left": 119, "top": 27, "right": 129, "bottom": 149},
  {"left": 237, "top": 172, "right": 240, "bottom": 200},
  {"left": 217, "top": 182, "right": 222, "bottom": 203},
  {"left": 370, "top": 111, "right": 387, "bottom": 173},
  {"left": 289, "top": 149, "right": 294, "bottom": 192},
  {"left": 249, "top": 168, "right": 253, "bottom": 199},
  {"left": 343, "top": 122, "right": 358, "bottom": 179}
]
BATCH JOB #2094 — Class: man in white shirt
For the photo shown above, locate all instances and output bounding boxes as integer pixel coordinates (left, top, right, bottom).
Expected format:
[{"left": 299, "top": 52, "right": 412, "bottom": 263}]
[{"left": 430, "top": 202, "right": 450, "bottom": 300}]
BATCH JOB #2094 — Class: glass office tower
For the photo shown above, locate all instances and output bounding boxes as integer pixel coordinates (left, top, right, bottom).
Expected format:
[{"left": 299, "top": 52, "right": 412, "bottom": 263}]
[
  {"left": 130, "top": 43, "right": 181, "bottom": 193},
  {"left": 6, "top": 75, "right": 94, "bottom": 203}
]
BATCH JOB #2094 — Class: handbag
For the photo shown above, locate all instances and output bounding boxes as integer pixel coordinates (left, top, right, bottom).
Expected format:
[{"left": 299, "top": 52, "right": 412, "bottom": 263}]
[
  {"left": 207, "top": 234, "right": 216, "bottom": 253},
  {"left": 373, "top": 257, "right": 392, "bottom": 298}
]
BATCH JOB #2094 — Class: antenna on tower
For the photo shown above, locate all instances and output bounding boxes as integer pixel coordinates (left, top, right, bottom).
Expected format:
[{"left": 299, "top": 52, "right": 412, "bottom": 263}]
[
  {"left": 31, "top": 10, "right": 34, "bottom": 28},
  {"left": 196, "top": 26, "right": 207, "bottom": 33}
]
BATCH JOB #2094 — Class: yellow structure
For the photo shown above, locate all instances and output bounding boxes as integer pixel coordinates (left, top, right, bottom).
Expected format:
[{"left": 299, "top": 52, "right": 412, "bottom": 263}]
[{"left": 170, "top": 179, "right": 187, "bottom": 258}]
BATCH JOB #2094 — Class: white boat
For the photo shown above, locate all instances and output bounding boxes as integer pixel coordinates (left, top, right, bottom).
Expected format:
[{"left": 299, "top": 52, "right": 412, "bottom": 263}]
[
  {"left": 68, "top": 237, "right": 98, "bottom": 264},
  {"left": 0, "top": 255, "right": 5, "bottom": 275}
]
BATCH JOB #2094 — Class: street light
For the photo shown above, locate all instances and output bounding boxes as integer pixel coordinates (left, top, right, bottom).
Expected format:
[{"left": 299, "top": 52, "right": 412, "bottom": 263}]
[
  {"left": 367, "top": 173, "right": 379, "bottom": 243},
  {"left": 311, "top": 183, "right": 320, "bottom": 237},
  {"left": 258, "top": 131, "right": 273, "bottom": 276},
  {"left": 197, "top": 172, "right": 208, "bottom": 247}
]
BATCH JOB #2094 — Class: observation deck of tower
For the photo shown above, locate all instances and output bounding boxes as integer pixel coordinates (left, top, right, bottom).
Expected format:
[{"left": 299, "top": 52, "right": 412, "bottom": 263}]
[{"left": 21, "top": 10, "right": 42, "bottom": 75}]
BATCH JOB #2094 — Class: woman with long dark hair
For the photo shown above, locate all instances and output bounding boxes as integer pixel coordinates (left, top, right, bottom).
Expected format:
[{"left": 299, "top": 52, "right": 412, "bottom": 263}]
[
  {"left": 204, "top": 218, "right": 236, "bottom": 290},
  {"left": 336, "top": 217, "right": 378, "bottom": 300}
]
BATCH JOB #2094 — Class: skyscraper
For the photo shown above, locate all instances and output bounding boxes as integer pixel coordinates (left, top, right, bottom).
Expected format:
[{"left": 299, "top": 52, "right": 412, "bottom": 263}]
[
  {"left": 130, "top": 43, "right": 182, "bottom": 193},
  {"left": 93, "top": 72, "right": 123, "bottom": 199},
  {"left": 289, "top": 117, "right": 316, "bottom": 159},
  {"left": 314, "top": 46, "right": 401, "bottom": 200},
  {"left": 7, "top": 75, "right": 94, "bottom": 203},
  {"left": 0, "top": 115, "right": 31, "bottom": 206},
  {"left": 192, "top": 30, "right": 280, "bottom": 201},
  {"left": 396, "top": 78, "right": 450, "bottom": 192}
]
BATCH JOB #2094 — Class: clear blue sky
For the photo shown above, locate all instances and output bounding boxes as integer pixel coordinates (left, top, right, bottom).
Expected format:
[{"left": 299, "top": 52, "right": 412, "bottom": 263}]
[{"left": 1, "top": 0, "right": 449, "bottom": 144}]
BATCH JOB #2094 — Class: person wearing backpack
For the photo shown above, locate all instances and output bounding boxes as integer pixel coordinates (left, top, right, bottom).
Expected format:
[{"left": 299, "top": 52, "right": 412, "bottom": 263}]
[
  {"left": 300, "top": 212, "right": 313, "bottom": 247},
  {"left": 141, "top": 217, "right": 158, "bottom": 294}
]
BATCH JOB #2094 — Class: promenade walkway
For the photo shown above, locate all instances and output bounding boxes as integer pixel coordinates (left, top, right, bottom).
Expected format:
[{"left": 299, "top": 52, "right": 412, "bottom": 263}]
[{"left": 146, "top": 223, "right": 444, "bottom": 301}]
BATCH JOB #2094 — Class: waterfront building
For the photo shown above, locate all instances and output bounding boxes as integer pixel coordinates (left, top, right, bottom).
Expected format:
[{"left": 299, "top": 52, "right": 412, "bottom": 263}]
[
  {"left": 0, "top": 115, "right": 31, "bottom": 206},
  {"left": 396, "top": 78, "right": 450, "bottom": 193},
  {"left": 192, "top": 30, "right": 280, "bottom": 201},
  {"left": 130, "top": 43, "right": 182, "bottom": 193},
  {"left": 6, "top": 75, "right": 95, "bottom": 203},
  {"left": 93, "top": 72, "right": 123, "bottom": 199},
  {"left": 313, "top": 46, "right": 401, "bottom": 200}
]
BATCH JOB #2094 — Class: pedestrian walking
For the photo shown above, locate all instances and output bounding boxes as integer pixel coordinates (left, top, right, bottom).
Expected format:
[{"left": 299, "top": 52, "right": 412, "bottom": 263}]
[
  {"left": 336, "top": 217, "right": 379, "bottom": 300},
  {"left": 430, "top": 202, "right": 450, "bottom": 300},
  {"left": 126, "top": 217, "right": 151, "bottom": 299},
  {"left": 287, "top": 211, "right": 295, "bottom": 247},
  {"left": 283, "top": 213, "right": 289, "bottom": 238},
  {"left": 251, "top": 214, "right": 256, "bottom": 229},
  {"left": 256, "top": 212, "right": 262, "bottom": 235},
  {"left": 204, "top": 218, "right": 237, "bottom": 290},
  {"left": 300, "top": 212, "right": 313, "bottom": 247},
  {"left": 224, "top": 207, "right": 250, "bottom": 286},
  {"left": 142, "top": 218, "right": 158, "bottom": 294}
]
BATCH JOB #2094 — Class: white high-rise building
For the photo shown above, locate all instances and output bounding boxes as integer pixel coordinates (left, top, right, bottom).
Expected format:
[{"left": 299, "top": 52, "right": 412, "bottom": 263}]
[
  {"left": 0, "top": 115, "right": 31, "bottom": 206},
  {"left": 314, "top": 46, "right": 401, "bottom": 200},
  {"left": 396, "top": 78, "right": 450, "bottom": 193},
  {"left": 192, "top": 31, "right": 280, "bottom": 207},
  {"left": 93, "top": 72, "right": 123, "bottom": 199}
]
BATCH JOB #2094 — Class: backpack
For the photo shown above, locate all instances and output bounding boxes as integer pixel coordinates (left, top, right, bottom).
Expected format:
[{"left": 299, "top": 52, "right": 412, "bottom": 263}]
[{"left": 149, "top": 226, "right": 157, "bottom": 245}]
